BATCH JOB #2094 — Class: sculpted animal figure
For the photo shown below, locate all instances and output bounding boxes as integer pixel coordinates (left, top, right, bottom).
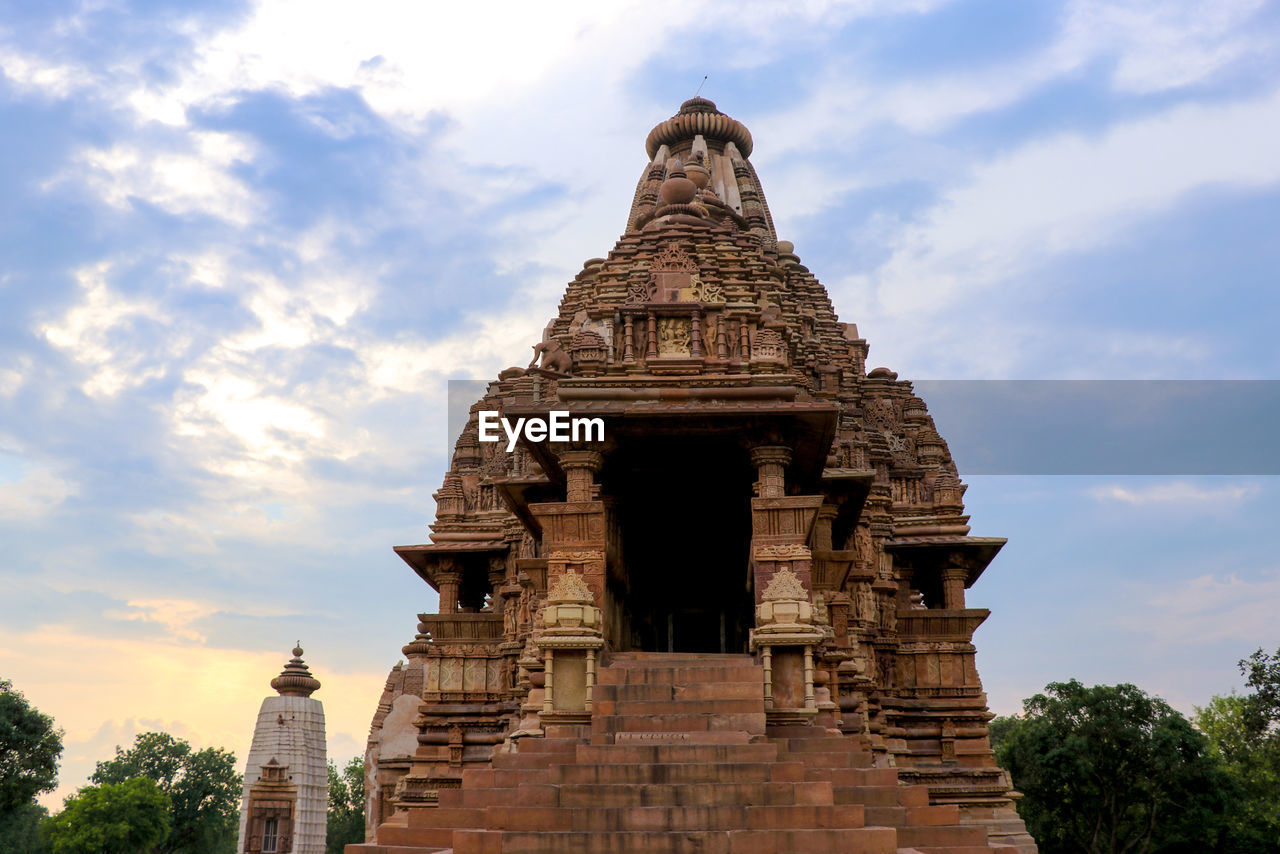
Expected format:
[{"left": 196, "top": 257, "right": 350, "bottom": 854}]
[{"left": 528, "top": 338, "right": 573, "bottom": 373}]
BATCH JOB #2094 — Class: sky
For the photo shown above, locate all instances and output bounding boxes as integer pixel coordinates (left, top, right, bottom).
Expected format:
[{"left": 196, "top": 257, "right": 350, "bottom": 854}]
[{"left": 2, "top": 0, "right": 1279, "bottom": 809}]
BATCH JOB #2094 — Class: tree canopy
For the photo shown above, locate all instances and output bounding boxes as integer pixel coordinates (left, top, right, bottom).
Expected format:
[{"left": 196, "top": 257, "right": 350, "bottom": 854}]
[
  {"left": 90, "top": 731, "right": 241, "bottom": 854},
  {"left": 0, "top": 678, "right": 63, "bottom": 820},
  {"left": 44, "top": 778, "right": 170, "bottom": 854},
  {"left": 0, "top": 800, "right": 51, "bottom": 854},
  {"left": 1194, "top": 646, "right": 1280, "bottom": 854},
  {"left": 995, "top": 679, "right": 1229, "bottom": 854},
  {"left": 326, "top": 755, "right": 365, "bottom": 854}
]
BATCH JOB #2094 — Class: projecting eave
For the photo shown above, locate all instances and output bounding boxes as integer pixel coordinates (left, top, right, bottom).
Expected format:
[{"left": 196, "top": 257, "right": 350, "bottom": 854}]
[
  {"left": 394, "top": 541, "right": 509, "bottom": 591},
  {"left": 883, "top": 535, "right": 1007, "bottom": 587},
  {"left": 503, "top": 395, "right": 840, "bottom": 491}
]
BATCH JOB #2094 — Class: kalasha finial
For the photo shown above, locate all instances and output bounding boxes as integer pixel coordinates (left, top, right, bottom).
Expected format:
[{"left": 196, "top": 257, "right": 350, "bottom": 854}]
[
  {"left": 271, "top": 644, "right": 321, "bottom": 697},
  {"left": 643, "top": 91, "right": 754, "bottom": 160}
]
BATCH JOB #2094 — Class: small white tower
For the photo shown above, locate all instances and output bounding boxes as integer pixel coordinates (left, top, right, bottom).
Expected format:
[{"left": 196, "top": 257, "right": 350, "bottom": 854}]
[{"left": 237, "top": 646, "right": 327, "bottom": 854}]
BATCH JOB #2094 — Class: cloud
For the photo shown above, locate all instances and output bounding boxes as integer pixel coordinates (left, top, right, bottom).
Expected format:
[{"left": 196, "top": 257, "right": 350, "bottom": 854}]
[
  {"left": 1089, "top": 481, "right": 1261, "bottom": 505},
  {"left": 1063, "top": 0, "right": 1272, "bottom": 94},
  {"left": 105, "top": 598, "right": 220, "bottom": 643},
  {"left": 63, "top": 131, "right": 260, "bottom": 225},
  {"left": 0, "top": 462, "right": 76, "bottom": 520},
  {"left": 39, "top": 263, "right": 172, "bottom": 398},
  {"left": 861, "top": 87, "right": 1280, "bottom": 317},
  {"left": 0, "top": 625, "right": 388, "bottom": 808},
  {"left": 1120, "top": 569, "right": 1280, "bottom": 646},
  {"left": 0, "top": 51, "right": 85, "bottom": 100}
]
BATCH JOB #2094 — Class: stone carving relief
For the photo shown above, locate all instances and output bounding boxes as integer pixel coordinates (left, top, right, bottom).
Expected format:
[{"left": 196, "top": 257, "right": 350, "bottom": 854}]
[
  {"left": 547, "top": 550, "right": 605, "bottom": 562},
  {"left": 626, "top": 280, "right": 649, "bottom": 304},
  {"left": 528, "top": 338, "right": 573, "bottom": 373},
  {"left": 516, "top": 586, "right": 533, "bottom": 635},
  {"left": 761, "top": 566, "right": 808, "bottom": 601},
  {"left": 856, "top": 585, "right": 875, "bottom": 624},
  {"left": 864, "top": 399, "right": 896, "bottom": 432},
  {"left": 886, "top": 434, "right": 915, "bottom": 466},
  {"left": 752, "top": 328, "right": 785, "bottom": 362},
  {"left": 547, "top": 568, "right": 593, "bottom": 604},
  {"left": 439, "top": 659, "right": 463, "bottom": 692},
  {"left": 754, "top": 543, "right": 811, "bottom": 560},
  {"left": 657, "top": 317, "right": 692, "bottom": 356}
]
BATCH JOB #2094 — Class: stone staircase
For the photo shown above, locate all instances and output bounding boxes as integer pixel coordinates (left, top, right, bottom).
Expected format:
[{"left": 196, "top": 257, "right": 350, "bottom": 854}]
[{"left": 348, "top": 653, "right": 1002, "bottom": 854}]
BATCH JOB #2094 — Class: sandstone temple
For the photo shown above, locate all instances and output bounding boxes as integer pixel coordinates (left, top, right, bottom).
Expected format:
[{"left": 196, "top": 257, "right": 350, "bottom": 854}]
[{"left": 350, "top": 99, "right": 1038, "bottom": 854}]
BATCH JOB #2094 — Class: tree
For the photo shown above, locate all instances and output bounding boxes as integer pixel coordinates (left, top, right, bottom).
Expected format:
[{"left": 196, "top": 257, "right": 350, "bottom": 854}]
[
  {"left": 987, "top": 714, "right": 1017, "bottom": 754},
  {"left": 1, "top": 678, "right": 63, "bottom": 820},
  {"left": 326, "top": 756, "right": 365, "bottom": 854},
  {"left": 43, "top": 778, "right": 170, "bottom": 854},
  {"left": 1239, "top": 646, "right": 1280, "bottom": 738},
  {"left": 0, "top": 800, "right": 51, "bottom": 854},
  {"left": 91, "top": 731, "right": 241, "bottom": 854},
  {"left": 996, "top": 680, "right": 1230, "bottom": 854},
  {"left": 1194, "top": 647, "right": 1280, "bottom": 854}
]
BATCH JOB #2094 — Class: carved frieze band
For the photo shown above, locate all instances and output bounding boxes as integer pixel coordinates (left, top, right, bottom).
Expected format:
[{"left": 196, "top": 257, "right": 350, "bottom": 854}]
[
  {"left": 547, "top": 550, "right": 605, "bottom": 562},
  {"left": 753, "top": 543, "right": 812, "bottom": 560}
]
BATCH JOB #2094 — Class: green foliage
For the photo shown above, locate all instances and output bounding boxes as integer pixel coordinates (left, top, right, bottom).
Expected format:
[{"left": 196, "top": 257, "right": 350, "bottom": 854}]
[
  {"left": 1239, "top": 646, "right": 1280, "bottom": 738},
  {"left": 987, "top": 714, "right": 1017, "bottom": 755},
  {"left": 0, "top": 800, "right": 52, "bottom": 854},
  {"left": 326, "top": 756, "right": 365, "bottom": 854},
  {"left": 1193, "top": 647, "right": 1280, "bottom": 854},
  {"left": 1, "top": 678, "right": 63, "bottom": 819},
  {"left": 996, "top": 680, "right": 1229, "bottom": 854},
  {"left": 91, "top": 731, "right": 241, "bottom": 854},
  {"left": 43, "top": 778, "right": 170, "bottom": 854}
]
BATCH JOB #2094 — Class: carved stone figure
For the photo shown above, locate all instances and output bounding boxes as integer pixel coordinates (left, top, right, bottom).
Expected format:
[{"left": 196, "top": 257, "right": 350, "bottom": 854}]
[
  {"left": 527, "top": 337, "right": 572, "bottom": 373},
  {"left": 656, "top": 317, "right": 692, "bottom": 356}
]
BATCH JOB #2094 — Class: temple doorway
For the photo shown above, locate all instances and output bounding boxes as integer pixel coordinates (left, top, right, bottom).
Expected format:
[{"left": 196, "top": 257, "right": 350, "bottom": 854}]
[{"left": 604, "top": 436, "right": 754, "bottom": 654}]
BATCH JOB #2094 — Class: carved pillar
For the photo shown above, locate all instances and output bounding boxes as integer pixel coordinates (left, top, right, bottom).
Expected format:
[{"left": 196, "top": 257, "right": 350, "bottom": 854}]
[
  {"left": 750, "top": 445, "right": 791, "bottom": 498},
  {"left": 896, "top": 566, "right": 915, "bottom": 610},
  {"left": 488, "top": 556, "right": 506, "bottom": 613},
  {"left": 749, "top": 444, "right": 821, "bottom": 605},
  {"left": 622, "top": 315, "right": 636, "bottom": 363},
  {"left": 645, "top": 313, "right": 658, "bottom": 359},
  {"left": 437, "top": 564, "right": 460, "bottom": 614},
  {"left": 560, "top": 450, "right": 603, "bottom": 503},
  {"left": 942, "top": 567, "right": 967, "bottom": 610},
  {"left": 691, "top": 309, "right": 704, "bottom": 357},
  {"left": 813, "top": 505, "right": 837, "bottom": 552}
]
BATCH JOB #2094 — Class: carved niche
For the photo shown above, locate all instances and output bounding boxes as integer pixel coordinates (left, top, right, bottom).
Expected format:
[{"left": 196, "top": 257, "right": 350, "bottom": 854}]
[
  {"left": 657, "top": 317, "right": 692, "bottom": 356},
  {"left": 647, "top": 244, "right": 700, "bottom": 302}
]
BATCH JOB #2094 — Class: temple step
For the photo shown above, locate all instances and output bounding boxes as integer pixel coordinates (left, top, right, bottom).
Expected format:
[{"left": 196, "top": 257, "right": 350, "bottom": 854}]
[
  {"left": 452, "top": 827, "right": 898, "bottom": 854},
  {"left": 361, "top": 654, "right": 1000, "bottom": 853}
]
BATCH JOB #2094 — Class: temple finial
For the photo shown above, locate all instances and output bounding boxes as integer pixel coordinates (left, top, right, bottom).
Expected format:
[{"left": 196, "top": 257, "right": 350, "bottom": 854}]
[{"left": 271, "top": 644, "right": 320, "bottom": 697}]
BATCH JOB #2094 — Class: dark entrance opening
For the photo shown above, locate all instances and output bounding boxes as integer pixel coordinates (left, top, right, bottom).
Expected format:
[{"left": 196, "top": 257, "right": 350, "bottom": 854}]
[{"left": 603, "top": 436, "right": 754, "bottom": 654}]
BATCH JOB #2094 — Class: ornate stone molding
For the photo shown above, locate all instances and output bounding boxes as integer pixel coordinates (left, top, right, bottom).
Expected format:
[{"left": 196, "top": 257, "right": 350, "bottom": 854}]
[
  {"left": 754, "top": 543, "right": 811, "bottom": 561},
  {"left": 761, "top": 566, "right": 808, "bottom": 601}
]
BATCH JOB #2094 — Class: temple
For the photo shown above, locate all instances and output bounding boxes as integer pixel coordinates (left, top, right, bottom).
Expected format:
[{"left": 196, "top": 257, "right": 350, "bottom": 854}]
[
  {"left": 351, "top": 98, "right": 1038, "bottom": 853},
  {"left": 238, "top": 647, "right": 328, "bottom": 854}
]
